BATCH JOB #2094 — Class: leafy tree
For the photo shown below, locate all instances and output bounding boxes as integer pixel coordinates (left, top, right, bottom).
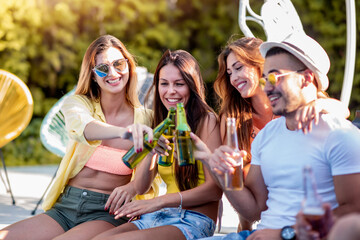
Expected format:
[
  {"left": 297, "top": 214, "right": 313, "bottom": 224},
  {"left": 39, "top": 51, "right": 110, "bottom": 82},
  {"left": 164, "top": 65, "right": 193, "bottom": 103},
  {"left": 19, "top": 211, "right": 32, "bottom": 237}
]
[
  {"left": 0, "top": 0, "right": 358, "bottom": 166},
  {"left": 292, "top": 0, "right": 360, "bottom": 118}
]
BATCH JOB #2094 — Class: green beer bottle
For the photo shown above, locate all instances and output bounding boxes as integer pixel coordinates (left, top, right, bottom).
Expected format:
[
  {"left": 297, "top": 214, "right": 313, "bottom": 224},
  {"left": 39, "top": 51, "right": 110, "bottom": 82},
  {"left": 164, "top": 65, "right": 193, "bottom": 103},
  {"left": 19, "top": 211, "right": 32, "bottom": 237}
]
[
  {"left": 122, "top": 117, "right": 173, "bottom": 169},
  {"left": 175, "top": 102, "right": 195, "bottom": 166},
  {"left": 158, "top": 108, "right": 176, "bottom": 167}
]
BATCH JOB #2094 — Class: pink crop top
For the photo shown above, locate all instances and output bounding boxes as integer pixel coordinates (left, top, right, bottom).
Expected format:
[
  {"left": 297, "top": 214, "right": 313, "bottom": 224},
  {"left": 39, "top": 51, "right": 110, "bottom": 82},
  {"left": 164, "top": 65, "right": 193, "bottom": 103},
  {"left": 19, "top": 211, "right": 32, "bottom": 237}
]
[{"left": 85, "top": 145, "right": 133, "bottom": 175}]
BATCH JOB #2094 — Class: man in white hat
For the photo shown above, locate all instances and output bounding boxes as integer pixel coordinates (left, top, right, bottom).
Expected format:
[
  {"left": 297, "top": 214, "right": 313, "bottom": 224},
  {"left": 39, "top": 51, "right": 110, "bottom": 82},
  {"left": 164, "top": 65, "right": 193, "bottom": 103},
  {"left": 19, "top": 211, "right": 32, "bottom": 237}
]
[{"left": 194, "top": 33, "right": 360, "bottom": 240}]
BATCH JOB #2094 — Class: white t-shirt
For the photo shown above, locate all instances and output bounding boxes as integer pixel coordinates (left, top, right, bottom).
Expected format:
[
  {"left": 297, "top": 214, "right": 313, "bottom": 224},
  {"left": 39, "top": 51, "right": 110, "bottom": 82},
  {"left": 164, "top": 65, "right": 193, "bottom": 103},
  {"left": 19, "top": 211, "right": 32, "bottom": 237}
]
[{"left": 251, "top": 114, "right": 360, "bottom": 229}]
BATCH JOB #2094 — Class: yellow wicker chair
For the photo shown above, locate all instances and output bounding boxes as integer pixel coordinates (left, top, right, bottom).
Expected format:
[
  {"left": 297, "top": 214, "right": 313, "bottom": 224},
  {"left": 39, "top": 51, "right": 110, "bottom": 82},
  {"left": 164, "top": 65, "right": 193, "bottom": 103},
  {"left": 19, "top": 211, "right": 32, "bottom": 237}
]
[{"left": 0, "top": 70, "right": 33, "bottom": 205}]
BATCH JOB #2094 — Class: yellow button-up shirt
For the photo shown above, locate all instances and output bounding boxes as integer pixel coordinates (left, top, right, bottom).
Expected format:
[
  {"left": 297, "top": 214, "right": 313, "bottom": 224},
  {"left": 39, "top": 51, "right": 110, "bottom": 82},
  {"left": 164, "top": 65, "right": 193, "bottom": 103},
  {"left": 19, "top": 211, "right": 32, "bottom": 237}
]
[{"left": 42, "top": 95, "right": 159, "bottom": 211}]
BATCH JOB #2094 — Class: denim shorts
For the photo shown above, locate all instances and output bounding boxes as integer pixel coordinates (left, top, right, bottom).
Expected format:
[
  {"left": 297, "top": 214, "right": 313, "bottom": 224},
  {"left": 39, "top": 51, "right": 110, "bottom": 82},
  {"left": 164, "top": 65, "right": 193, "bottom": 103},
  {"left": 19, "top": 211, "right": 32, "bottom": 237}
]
[
  {"left": 197, "top": 230, "right": 256, "bottom": 240},
  {"left": 44, "top": 186, "right": 129, "bottom": 231},
  {"left": 132, "top": 208, "right": 216, "bottom": 240}
]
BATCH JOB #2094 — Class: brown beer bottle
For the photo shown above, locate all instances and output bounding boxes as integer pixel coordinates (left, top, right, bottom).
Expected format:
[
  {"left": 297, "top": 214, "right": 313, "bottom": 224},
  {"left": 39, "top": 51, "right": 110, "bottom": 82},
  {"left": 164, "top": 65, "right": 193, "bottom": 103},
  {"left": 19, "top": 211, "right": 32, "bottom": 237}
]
[
  {"left": 224, "top": 118, "right": 244, "bottom": 190},
  {"left": 302, "top": 165, "right": 326, "bottom": 238},
  {"left": 122, "top": 116, "right": 173, "bottom": 169},
  {"left": 175, "top": 102, "right": 195, "bottom": 166},
  {"left": 158, "top": 108, "right": 176, "bottom": 167}
]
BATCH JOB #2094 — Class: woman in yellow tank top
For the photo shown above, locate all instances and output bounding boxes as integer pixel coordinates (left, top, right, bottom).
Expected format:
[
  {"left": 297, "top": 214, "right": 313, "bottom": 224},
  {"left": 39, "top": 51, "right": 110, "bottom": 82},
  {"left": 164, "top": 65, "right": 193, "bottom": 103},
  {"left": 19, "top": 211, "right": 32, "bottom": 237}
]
[{"left": 93, "top": 50, "right": 223, "bottom": 240}]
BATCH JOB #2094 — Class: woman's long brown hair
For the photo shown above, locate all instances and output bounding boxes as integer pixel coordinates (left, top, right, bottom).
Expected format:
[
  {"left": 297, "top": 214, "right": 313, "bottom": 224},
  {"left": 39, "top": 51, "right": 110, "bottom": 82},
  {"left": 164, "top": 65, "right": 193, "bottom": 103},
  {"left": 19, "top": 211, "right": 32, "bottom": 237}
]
[
  {"left": 147, "top": 49, "right": 216, "bottom": 191},
  {"left": 214, "top": 37, "right": 264, "bottom": 163}
]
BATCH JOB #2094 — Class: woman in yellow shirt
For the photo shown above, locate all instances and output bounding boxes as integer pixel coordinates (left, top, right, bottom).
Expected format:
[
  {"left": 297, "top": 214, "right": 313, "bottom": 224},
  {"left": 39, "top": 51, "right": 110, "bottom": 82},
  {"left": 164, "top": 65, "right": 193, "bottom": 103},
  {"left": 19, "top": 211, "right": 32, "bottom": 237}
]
[{"left": 0, "top": 35, "right": 158, "bottom": 240}]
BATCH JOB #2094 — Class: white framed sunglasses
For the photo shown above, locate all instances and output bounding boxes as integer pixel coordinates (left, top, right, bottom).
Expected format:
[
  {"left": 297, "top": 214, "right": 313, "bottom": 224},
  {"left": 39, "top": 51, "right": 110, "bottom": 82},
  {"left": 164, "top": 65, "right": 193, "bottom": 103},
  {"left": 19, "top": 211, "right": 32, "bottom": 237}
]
[
  {"left": 259, "top": 68, "right": 307, "bottom": 88},
  {"left": 93, "top": 59, "right": 128, "bottom": 78}
]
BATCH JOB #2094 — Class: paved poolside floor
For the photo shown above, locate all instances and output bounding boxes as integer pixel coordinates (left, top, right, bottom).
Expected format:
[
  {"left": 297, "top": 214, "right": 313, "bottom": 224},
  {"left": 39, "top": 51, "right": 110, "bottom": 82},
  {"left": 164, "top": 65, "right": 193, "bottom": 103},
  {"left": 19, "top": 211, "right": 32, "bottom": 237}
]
[{"left": 0, "top": 165, "right": 238, "bottom": 235}]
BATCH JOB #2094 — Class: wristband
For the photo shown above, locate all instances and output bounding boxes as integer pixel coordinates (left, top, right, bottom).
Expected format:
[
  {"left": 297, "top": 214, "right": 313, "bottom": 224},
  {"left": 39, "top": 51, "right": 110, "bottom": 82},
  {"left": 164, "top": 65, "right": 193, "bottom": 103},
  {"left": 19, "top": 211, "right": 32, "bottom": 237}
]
[{"left": 178, "top": 192, "right": 183, "bottom": 212}]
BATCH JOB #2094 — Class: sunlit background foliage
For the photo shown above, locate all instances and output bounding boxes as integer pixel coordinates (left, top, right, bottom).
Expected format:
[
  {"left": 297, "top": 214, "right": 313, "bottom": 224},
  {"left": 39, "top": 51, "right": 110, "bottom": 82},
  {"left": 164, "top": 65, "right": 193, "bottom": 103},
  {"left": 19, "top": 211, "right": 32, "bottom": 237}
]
[{"left": 1, "top": 0, "right": 359, "bottom": 165}]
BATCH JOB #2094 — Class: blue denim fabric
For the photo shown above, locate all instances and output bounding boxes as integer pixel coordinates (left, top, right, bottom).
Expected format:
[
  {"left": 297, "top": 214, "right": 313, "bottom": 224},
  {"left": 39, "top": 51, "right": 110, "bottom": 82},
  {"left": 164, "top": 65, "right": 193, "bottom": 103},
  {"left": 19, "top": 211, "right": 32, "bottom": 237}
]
[
  {"left": 198, "top": 230, "right": 256, "bottom": 240},
  {"left": 132, "top": 208, "right": 216, "bottom": 240}
]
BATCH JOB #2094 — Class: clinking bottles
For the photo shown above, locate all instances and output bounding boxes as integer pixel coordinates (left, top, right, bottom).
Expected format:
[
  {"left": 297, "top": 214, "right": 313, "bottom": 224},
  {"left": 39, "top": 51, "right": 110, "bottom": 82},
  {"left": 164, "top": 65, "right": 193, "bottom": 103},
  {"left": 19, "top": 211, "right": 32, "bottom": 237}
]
[
  {"left": 122, "top": 114, "right": 173, "bottom": 169},
  {"left": 302, "top": 165, "right": 326, "bottom": 238},
  {"left": 175, "top": 102, "right": 195, "bottom": 166},
  {"left": 158, "top": 107, "right": 176, "bottom": 167},
  {"left": 224, "top": 118, "right": 244, "bottom": 190}
]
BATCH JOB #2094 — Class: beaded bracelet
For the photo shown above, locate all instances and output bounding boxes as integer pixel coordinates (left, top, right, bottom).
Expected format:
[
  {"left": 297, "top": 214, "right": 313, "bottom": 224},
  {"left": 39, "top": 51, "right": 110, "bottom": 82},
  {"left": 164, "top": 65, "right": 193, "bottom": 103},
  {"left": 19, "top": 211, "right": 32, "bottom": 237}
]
[{"left": 178, "top": 192, "right": 183, "bottom": 211}]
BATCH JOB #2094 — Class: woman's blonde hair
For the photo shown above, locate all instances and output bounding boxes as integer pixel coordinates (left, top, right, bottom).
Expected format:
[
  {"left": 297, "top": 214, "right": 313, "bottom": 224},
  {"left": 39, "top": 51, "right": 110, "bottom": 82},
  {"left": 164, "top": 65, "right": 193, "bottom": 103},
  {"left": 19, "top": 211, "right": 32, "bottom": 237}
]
[{"left": 75, "top": 35, "right": 140, "bottom": 107}]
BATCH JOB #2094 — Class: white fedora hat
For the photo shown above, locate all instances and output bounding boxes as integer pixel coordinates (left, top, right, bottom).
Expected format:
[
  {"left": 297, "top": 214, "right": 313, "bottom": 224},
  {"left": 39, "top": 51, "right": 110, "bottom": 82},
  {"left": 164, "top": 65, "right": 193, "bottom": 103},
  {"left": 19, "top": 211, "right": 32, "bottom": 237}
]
[{"left": 260, "top": 33, "right": 330, "bottom": 91}]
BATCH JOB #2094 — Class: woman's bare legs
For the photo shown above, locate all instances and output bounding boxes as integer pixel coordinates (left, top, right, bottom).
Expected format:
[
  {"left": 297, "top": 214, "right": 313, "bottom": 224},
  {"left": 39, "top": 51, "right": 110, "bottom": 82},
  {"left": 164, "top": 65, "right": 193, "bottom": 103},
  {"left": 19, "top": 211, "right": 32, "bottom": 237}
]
[
  {"left": 0, "top": 214, "right": 117, "bottom": 240},
  {"left": 237, "top": 215, "right": 253, "bottom": 232},
  {"left": 0, "top": 214, "right": 64, "bottom": 240},
  {"left": 328, "top": 213, "right": 360, "bottom": 240},
  {"left": 92, "top": 223, "right": 186, "bottom": 240},
  {"left": 53, "top": 220, "right": 116, "bottom": 240},
  {"left": 92, "top": 223, "right": 138, "bottom": 240}
]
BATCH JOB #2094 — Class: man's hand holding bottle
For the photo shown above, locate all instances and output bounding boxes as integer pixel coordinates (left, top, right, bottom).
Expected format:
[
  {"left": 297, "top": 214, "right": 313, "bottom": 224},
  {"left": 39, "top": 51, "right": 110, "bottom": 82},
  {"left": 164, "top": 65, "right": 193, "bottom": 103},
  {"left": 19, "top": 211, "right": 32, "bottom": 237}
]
[{"left": 190, "top": 132, "right": 247, "bottom": 189}]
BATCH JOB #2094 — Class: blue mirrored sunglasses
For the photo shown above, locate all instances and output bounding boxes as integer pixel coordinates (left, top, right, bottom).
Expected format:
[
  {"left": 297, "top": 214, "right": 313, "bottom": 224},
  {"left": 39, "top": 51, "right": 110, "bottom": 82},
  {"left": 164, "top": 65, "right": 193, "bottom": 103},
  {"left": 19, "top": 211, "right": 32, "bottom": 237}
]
[{"left": 93, "top": 59, "right": 128, "bottom": 78}]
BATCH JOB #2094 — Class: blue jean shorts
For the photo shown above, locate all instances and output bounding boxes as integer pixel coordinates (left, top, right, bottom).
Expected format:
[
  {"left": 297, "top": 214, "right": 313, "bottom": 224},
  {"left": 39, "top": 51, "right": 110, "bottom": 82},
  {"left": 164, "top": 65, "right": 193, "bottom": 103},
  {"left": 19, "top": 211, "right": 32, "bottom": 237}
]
[
  {"left": 44, "top": 186, "right": 128, "bottom": 231},
  {"left": 197, "top": 230, "right": 256, "bottom": 240},
  {"left": 132, "top": 208, "right": 216, "bottom": 240}
]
